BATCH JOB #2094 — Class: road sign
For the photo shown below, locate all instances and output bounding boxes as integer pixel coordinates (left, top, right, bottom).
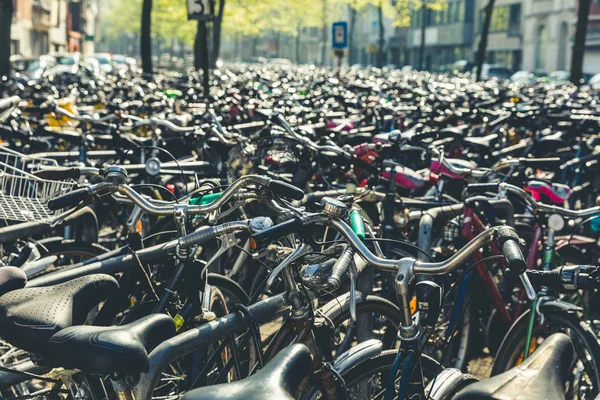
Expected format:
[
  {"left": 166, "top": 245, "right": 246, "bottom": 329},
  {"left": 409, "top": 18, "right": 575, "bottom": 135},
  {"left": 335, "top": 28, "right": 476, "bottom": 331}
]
[
  {"left": 187, "top": 0, "right": 213, "bottom": 21},
  {"left": 332, "top": 21, "right": 348, "bottom": 49}
]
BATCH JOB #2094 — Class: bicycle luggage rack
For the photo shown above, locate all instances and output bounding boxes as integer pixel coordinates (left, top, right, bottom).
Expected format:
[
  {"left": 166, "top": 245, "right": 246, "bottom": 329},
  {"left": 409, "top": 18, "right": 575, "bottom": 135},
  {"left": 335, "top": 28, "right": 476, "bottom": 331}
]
[{"left": 0, "top": 148, "right": 76, "bottom": 222}]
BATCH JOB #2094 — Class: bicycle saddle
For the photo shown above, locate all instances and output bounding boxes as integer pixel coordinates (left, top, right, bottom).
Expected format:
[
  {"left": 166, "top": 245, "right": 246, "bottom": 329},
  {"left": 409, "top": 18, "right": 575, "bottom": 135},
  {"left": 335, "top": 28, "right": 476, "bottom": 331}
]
[
  {"left": 0, "top": 274, "right": 118, "bottom": 354},
  {"left": 182, "top": 343, "right": 313, "bottom": 400},
  {"left": 525, "top": 180, "right": 572, "bottom": 203},
  {"left": 0, "top": 267, "right": 26, "bottom": 297},
  {"left": 43, "top": 314, "right": 175, "bottom": 375},
  {"left": 463, "top": 133, "right": 498, "bottom": 149},
  {"left": 453, "top": 333, "right": 573, "bottom": 400}
]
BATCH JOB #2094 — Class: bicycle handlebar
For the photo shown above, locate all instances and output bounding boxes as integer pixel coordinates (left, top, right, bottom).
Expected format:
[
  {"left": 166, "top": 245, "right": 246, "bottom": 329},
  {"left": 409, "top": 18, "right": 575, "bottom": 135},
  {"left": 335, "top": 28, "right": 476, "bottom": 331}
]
[
  {"left": 48, "top": 174, "right": 305, "bottom": 215},
  {"left": 466, "top": 182, "right": 600, "bottom": 218}
]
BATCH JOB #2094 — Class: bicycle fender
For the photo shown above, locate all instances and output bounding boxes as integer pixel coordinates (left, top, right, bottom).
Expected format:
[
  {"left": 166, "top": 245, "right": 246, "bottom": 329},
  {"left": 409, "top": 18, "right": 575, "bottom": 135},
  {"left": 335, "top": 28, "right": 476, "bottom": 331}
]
[
  {"left": 318, "top": 291, "right": 363, "bottom": 321},
  {"left": 539, "top": 299, "right": 583, "bottom": 315},
  {"left": 332, "top": 339, "right": 383, "bottom": 376}
]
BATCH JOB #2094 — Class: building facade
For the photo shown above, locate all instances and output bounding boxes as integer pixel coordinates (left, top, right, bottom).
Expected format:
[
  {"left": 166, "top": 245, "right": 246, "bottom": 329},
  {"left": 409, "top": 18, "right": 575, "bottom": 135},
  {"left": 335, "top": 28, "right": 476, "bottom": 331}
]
[
  {"left": 404, "top": 0, "right": 476, "bottom": 70},
  {"left": 10, "top": 0, "right": 98, "bottom": 57},
  {"left": 473, "top": 0, "right": 524, "bottom": 71},
  {"left": 521, "top": 0, "right": 575, "bottom": 73}
]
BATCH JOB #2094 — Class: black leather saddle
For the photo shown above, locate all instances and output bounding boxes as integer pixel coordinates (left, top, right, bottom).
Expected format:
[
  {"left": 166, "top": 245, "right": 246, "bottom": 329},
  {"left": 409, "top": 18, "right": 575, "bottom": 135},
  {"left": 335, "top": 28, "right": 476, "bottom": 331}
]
[
  {"left": 182, "top": 343, "right": 313, "bottom": 400},
  {"left": 453, "top": 333, "right": 573, "bottom": 400},
  {"left": 0, "top": 274, "right": 118, "bottom": 354},
  {"left": 463, "top": 133, "right": 498, "bottom": 149},
  {"left": 44, "top": 313, "right": 175, "bottom": 375},
  {"left": 0, "top": 267, "right": 26, "bottom": 297}
]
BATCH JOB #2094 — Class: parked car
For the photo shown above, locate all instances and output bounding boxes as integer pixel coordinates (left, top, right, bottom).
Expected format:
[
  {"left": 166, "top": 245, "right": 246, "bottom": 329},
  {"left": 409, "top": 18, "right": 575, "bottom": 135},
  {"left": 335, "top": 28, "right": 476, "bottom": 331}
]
[
  {"left": 50, "top": 53, "right": 84, "bottom": 76},
  {"left": 510, "top": 70, "right": 536, "bottom": 85},
  {"left": 452, "top": 60, "right": 474, "bottom": 73},
  {"left": 92, "top": 53, "right": 114, "bottom": 74},
  {"left": 547, "top": 70, "right": 571, "bottom": 85},
  {"left": 10, "top": 55, "right": 57, "bottom": 79},
  {"left": 478, "top": 64, "right": 513, "bottom": 80},
  {"left": 588, "top": 73, "right": 600, "bottom": 90}
]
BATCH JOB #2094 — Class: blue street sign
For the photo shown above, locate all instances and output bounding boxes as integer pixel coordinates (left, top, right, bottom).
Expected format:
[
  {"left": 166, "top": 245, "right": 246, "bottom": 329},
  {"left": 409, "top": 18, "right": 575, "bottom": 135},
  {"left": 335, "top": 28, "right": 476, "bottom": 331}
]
[{"left": 332, "top": 21, "right": 348, "bottom": 49}]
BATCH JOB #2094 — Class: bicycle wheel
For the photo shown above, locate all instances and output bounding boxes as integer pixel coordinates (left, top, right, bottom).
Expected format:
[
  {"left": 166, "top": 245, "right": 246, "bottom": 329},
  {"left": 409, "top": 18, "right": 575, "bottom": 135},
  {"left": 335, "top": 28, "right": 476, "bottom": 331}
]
[
  {"left": 302, "top": 350, "right": 443, "bottom": 400},
  {"left": 264, "top": 295, "right": 402, "bottom": 361},
  {"left": 29, "top": 240, "right": 108, "bottom": 277},
  {"left": 492, "top": 309, "right": 600, "bottom": 399}
]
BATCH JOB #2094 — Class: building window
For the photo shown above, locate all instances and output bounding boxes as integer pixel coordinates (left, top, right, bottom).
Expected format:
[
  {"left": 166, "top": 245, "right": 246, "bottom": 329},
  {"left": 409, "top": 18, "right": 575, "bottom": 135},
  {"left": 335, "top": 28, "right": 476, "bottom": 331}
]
[
  {"left": 479, "top": 4, "right": 519, "bottom": 33},
  {"left": 535, "top": 24, "right": 547, "bottom": 72},
  {"left": 557, "top": 22, "right": 568, "bottom": 70},
  {"left": 10, "top": 40, "right": 19, "bottom": 56},
  {"left": 508, "top": 4, "right": 521, "bottom": 34}
]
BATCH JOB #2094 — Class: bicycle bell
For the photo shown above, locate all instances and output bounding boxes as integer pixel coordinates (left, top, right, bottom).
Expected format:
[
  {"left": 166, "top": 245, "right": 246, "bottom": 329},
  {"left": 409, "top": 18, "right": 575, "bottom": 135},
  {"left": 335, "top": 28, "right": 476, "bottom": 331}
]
[
  {"left": 105, "top": 165, "right": 128, "bottom": 184},
  {"left": 250, "top": 216, "right": 274, "bottom": 233},
  {"left": 321, "top": 197, "right": 347, "bottom": 218}
]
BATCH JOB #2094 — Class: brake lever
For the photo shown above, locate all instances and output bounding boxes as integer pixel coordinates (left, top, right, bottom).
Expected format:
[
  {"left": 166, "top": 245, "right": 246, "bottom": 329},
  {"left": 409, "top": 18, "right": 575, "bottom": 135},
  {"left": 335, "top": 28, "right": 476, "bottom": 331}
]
[
  {"left": 349, "top": 261, "right": 358, "bottom": 323},
  {"left": 203, "top": 231, "right": 239, "bottom": 272}
]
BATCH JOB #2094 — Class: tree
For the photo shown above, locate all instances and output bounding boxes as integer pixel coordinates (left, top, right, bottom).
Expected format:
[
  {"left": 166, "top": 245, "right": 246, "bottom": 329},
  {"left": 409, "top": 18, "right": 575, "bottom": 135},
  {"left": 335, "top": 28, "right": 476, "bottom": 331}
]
[
  {"left": 475, "top": 0, "right": 495, "bottom": 81},
  {"left": 0, "top": 0, "right": 13, "bottom": 76},
  {"left": 348, "top": 5, "right": 357, "bottom": 64},
  {"left": 141, "top": 0, "right": 153, "bottom": 75},
  {"left": 571, "top": 0, "right": 592, "bottom": 85},
  {"left": 377, "top": 1, "right": 385, "bottom": 66},
  {"left": 195, "top": 20, "right": 210, "bottom": 94},
  {"left": 212, "top": 0, "right": 226, "bottom": 66}
]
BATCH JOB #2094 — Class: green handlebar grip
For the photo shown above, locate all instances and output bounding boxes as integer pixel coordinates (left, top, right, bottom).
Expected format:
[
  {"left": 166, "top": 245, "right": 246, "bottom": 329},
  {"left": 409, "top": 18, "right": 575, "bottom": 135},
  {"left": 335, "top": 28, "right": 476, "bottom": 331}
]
[
  {"left": 349, "top": 210, "right": 365, "bottom": 241},
  {"left": 189, "top": 192, "right": 222, "bottom": 205}
]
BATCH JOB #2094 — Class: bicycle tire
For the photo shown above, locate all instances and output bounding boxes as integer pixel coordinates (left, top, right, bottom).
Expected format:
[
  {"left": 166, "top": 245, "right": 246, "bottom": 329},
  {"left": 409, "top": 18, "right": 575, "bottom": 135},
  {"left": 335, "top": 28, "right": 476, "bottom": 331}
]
[
  {"left": 30, "top": 240, "right": 108, "bottom": 278},
  {"left": 302, "top": 350, "right": 443, "bottom": 400},
  {"left": 491, "top": 309, "right": 600, "bottom": 398},
  {"left": 265, "top": 295, "right": 402, "bottom": 361}
]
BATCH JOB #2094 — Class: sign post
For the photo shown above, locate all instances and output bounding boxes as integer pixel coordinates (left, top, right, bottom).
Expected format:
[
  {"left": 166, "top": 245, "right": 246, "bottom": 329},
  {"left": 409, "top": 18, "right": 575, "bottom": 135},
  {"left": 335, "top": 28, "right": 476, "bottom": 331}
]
[
  {"left": 187, "top": 0, "right": 213, "bottom": 21},
  {"left": 187, "top": 0, "right": 214, "bottom": 96},
  {"left": 331, "top": 21, "right": 348, "bottom": 77}
]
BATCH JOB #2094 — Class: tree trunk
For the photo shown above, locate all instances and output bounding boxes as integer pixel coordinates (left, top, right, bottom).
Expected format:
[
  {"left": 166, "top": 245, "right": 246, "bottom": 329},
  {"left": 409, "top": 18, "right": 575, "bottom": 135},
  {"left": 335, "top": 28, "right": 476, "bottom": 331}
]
[
  {"left": 349, "top": 6, "right": 356, "bottom": 65},
  {"left": 295, "top": 26, "right": 301, "bottom": 63},
  {"left": 252, "top": 36, "right": 258, "bottom": 56},
  {"left": 419, "top": 5, "right": 426, "bottom": 70},
  {"left": 195, "top": 20, "right": 210, "bottom": 95},
  {"left": 0, "top": 0, "right": 14, "bottom": 76},
  {"left": 475, "top": 0, "right": 495, "bottom": 81},
  {"left": 378, "top": 1, "right": 385, "bottom": 67},
  {"left": 211, "top": 0, "right": 225, "bottom": 67},
  {"left": 141, "top": 0, "right": 153, "bottom": 75},
  {"left": 321, "top": 0, "right": 327, "bottom": 65},
  {"left": 571, "top": 0, "right": 592, "bottom": 85}
]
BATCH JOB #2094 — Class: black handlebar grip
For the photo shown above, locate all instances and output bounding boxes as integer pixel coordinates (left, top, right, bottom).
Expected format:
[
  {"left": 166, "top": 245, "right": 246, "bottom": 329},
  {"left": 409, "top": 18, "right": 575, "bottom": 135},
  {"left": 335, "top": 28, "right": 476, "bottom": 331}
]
[
  {"left": 249, "top": 217, "right": 302, "bottom": 250},
  {"left": 178, "top": 226, "right": 217, "bottom": 249},
  {"left": 33, "top": 167, "right": 81, "bottom": 181},
  {"left": 328, "top": 246, "right": 354, "bottom": 290},
  {"left": 268, "top": 180, "right": 305, "bottom": 201},
  {"left": 519, "top": 157, "right": 562, "bottom": 168},
  {"left": 47, "top": 188, "right": 91, "bottom": 211},
  {"left": 466, "top": 183, "right": 500, "bottom": 194},
  {"left": 525, "top": 269, "right": 560, "bottom": 290},
  {"left": 495, "top": 226, "right": 527, "bottom": 274}
]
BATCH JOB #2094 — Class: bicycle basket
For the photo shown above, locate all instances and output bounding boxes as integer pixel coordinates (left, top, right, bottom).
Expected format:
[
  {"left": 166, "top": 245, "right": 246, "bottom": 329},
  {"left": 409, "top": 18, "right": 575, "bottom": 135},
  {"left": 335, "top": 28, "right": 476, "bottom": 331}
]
[{"left": 0, "top": 157, "right": 76, "bottom": 222}]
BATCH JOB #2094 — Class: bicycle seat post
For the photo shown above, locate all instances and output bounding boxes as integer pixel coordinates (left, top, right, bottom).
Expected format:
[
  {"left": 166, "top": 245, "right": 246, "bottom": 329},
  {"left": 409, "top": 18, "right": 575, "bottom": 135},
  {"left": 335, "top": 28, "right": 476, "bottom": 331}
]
[{"left": 111, "top": 372, "right": 138, "bottom": 400}]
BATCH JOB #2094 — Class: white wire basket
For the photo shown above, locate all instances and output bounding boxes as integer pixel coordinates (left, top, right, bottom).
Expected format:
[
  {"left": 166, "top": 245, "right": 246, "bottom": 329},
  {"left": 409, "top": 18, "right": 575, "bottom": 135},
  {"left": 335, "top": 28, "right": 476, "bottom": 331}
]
[{"left": 0, "top": 148, "right": 77, "bottom": 222}]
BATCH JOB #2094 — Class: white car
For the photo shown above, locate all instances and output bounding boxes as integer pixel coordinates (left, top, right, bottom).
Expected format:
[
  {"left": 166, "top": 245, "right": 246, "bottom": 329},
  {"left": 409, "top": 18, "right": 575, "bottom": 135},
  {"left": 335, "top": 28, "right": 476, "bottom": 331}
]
[
  {"left": 589, "top": 73, "right": 600, "bottom": 90},
  {"left": 93, "top": 53, "right": 114, "bottom": 74},
  {"left": 510, "top": 71, "right": 536, "bottom": 85}
]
